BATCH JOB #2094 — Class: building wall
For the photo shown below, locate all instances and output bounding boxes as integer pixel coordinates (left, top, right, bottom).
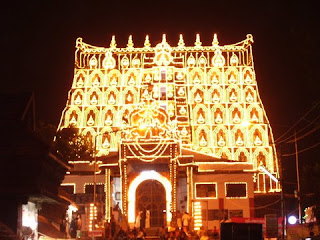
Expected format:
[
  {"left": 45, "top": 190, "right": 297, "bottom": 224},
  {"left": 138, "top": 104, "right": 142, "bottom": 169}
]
[
  {"left": 193, "top": 172, "right": 254, "bottom": 230},
  {"left": 62, "top": 175, "right": 105, "bottom": 194},
  {"left": 177, "top": 177, "right": 188, "bottom": 212}
]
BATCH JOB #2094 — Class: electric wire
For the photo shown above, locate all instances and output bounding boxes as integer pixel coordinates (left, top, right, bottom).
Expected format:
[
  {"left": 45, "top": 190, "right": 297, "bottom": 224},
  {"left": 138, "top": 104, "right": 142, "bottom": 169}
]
[
  {"left": 282, "top": 140, "right": 320, "bottom": 157},
  {"left": 275, "top": 102, "right": 320, "bottom": 144},
  {"left": 276, "top": 114, "right": 320, "bottom": 144},
  {"left": 286, "top": 124, "right": 320, "bottom": 143}
]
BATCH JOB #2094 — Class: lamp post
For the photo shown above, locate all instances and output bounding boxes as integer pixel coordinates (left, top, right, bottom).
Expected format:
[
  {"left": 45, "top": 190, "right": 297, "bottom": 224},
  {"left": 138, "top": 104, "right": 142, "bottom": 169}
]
[
  {"left": 294, "top": 131, "right": 302, "bottom": 224},
  {"left": 93, "top": 134, "right": 97, "bottom": 216}
]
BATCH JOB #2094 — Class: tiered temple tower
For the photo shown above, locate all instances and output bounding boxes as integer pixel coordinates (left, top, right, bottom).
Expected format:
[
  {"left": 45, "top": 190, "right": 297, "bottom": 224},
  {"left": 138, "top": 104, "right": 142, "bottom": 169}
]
[{"left": 58, "top": 34, "right": 280, "bottom": 231}]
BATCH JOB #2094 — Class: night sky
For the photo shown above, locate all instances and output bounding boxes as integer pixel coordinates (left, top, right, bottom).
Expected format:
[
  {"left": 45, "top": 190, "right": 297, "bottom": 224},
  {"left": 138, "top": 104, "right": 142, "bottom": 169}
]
[{"left": 2, "top": 1, "right": 319, "bottom": 208}]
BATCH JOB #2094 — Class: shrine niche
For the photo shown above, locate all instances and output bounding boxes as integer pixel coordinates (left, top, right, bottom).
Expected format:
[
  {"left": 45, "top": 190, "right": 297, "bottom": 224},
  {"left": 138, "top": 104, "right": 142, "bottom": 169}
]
[
  {"left": 212, "top": 107, "right": 224, "bottom": 124},
  {"left": 72, "top": 90, "right": 84, "bottom": 105},
  {"left": 107, "top": 69, "right": 121, "bottom": 86},
  {"left": 207, "top": 67, "right": 222, "bottom": 84},
  {"left": 74, "top": 71, "right": 86, "bottom": 88},
  {"left": 243, "top": 67, "right": 255, "bottom": 84},
  {"left": 226, "top": 67, "right": 239, "bottom": 84}
]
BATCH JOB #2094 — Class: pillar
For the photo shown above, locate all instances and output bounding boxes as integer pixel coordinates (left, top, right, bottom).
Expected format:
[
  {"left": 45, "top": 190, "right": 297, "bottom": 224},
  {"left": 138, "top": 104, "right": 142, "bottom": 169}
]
[
  {"left": 120, "top": 160, "right": 128, "bottom": 216},
  {"left": 170, "top": 159, "right": 178, "bottom": 226},
  {"left": 105, "top": 168, "right": 111, "bottom": 222},
  {"left": 186, "top": 166, "right": 194, "bottom": 215}
]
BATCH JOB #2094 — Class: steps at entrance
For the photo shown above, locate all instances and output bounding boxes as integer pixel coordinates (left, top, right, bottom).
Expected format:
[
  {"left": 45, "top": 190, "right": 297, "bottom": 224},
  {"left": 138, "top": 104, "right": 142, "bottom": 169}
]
[{"left": 145, "top": 227, "right": 160, "bottom": 239}]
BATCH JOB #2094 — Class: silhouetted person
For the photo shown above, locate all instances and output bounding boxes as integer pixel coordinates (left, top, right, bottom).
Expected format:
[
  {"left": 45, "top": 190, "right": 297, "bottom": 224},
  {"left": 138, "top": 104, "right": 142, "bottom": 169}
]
[{"left": 140, "top": 209, "right": 146, "bottom": 229}]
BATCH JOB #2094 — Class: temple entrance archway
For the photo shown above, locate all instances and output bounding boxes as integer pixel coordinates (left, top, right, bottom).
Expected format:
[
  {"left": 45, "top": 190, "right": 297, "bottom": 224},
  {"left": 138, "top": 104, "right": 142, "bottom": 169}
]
[
  {"left": 127, "top": 171, "right": 172, "bottom": 227},
  {"left": 136, "top": 180, "right": 166, "bottom": 227}
]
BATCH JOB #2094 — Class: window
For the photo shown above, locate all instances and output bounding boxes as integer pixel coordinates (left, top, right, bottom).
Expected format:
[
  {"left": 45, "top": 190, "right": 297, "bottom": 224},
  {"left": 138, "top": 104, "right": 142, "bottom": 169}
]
[
  {"left": 160, "top": 86, "right": 166, "bottom": 100},
  {"left": 85, "top": 184, "right": 105, "bottom": 194},
  {"left": 61, "top": 185, "right": 74, "bottom": 195},
  {"left": 229, "top": 210, "right": 243, "bottom": 218},
  {"left": 225, "top": 183, "right": 247, "bottom": 198},
  {"left": 203, "top": 209, "right": 228, "bottom": 221},
  {"left": 161, "top": 70, "right": 166, "bottom": 81},
  {"left": 195, "top": 183, "right": 217, "bottom": 198}
]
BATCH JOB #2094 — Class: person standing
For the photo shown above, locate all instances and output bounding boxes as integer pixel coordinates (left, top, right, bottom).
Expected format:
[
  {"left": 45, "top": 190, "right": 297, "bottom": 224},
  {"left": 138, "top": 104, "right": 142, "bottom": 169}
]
[
  {"left": 135, "top": 211, "right": 141, "bottom": 229},
  {"left": 111, "top": 214, "right": 116, "bottom": 239},
  {"left": 145, "top": 209, "right": 150, "bottom": 229},
  {"left": 212, "top": 226, "right": 219, "bottom": 240},
  {"left": 182, "top": 212, "right": 190, "bottom": 232},
  {"left": 176, "top": 210, "right": 182, "bottom": 230},
  {"left": 140, "top": 209, "right": 146, "bottom": 229},
  {"left": 76, "top": 214, "right": 82, "bottom": 239},
  {"left": 69, "top": 216, "right": 77, "bottom": 238}
]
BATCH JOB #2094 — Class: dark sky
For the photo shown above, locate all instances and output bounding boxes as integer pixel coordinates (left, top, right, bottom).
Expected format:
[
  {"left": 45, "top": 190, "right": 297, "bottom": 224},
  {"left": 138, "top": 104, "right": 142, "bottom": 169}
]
[
  {"left": 2, "top": 1, "right": 318, "bottom": 126},
  {"left": 2, "top": 1, "right": 319, "bottom": 198}
]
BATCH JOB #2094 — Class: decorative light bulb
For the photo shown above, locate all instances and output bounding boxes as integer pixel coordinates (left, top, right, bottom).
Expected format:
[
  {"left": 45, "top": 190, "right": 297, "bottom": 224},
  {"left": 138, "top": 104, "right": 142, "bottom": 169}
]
[
  {"left": 108, "top": 95, "right": 116, "bottom": 104},
  {"left": 74, "top": 95, "right": 82, "bottom": 105},
  {"left": 70, "top": 115, "right": 77, "bottom": 125},
  {"left": 110, "top": 77, "right": 117, "bottom": 86},
  {"left": 254, "top": 135, "right": 262, "bottom": 146},
  {"left": 178, "top": 87, "right": 185, "bottom": 96},
  {"left": 87, "top": 115, "right": 95, "bottom": 126},
  {"left": 145, "top": 74, "right": 152, "bottom": 82},
  {"left": 92, "top": 77, "right": 100, "bottom": 87},
  {"left": 236, "top": 135, "right": 244, "bottom": 146},
  {"left": 229, "top": 92, "right": 237, "bottom": 102},
  {"left": 212, "top": 92, "right": 220, "bottom": 103},
  {"left": 128, "top": 76, "right": 135, "bottom": 85},
  {"left": 187, "top": 55, "right": 196, "bottom": 67},
  {"left": 102, "top": 138, "right": 110, "bottom": 148},
  {"left": 180, "top": 127, "right": 188, "bottom": 136},
  {"left": 179, "top": 106, "right": 187, "bottom": 115},
  {"left": 197, "top": 113, "right": 205, "bottom": 124},
  {"left": 215, "top": 114, "right": 223, "bottom": 124},
  {"left": 90, "top": 95, "right": 98, "bottom": 105},
  {"left": 199, "top": 136, "right": 207, "bottom": 146},
  {"left": 193, "top": 75, "right": 201, "bottom": 84},
  {"left": 246, "top": 92, "right": 254, "bottom": 102},
  {"left": 194, "top": 93, "right": 202, "bottom": 103},
  {"left": 211, "top": 75, "right": 219, "bottom": 84},
  {"left": 176, "top": 72, "right": 184, "bottom": 80},
  {"left": 105, "top": 115, "right": 113, "bottom": 125},
  {"left": 229, "top": 74, "right": 236, "bottom": 84},
  {"left": 233, "top": 112, "right": 241, "bottom": 123},
  {"left": 89, "top": 55, "right": 98, "bottom": 67},
  {"left": 77, "top": 77, "right": 84, "bottom": 87},
  {"left": 127, "top": 94, "right": 132, "bottom": 102},
  {"left": 251, "top": 113, "right": 259, "bottom": 123},
  {"left": 245, "top": 74, "right": 252, "bottom": 84},
  {"left": 218, "top": 136, "right": 226, "bottom": 146}
]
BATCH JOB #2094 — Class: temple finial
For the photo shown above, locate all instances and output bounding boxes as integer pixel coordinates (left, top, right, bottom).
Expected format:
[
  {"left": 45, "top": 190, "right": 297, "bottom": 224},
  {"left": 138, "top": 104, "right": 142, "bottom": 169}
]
[
  {"left": 144, "top": 35, "right": 151, "bottom": 48},
  {"left": 110, "top": 35, "right": 117, "bottom": 49},
  {"left": 212, "top": 33, "right": 219, "bottom": 46},
  {"left": 127, "top": 35, "right": 134, "bottom": 49},
  {"left": 246, "top": 34, "right": 254, "bottom": 44},
  {"left": 195, "top": 34, "right": 202, "bottom": 48},
  {"left": 178, "top": 34, "right": 185, "bottom": 48},
  {"left": 162, "top": 34, "right": 167, "bottom": 44}
]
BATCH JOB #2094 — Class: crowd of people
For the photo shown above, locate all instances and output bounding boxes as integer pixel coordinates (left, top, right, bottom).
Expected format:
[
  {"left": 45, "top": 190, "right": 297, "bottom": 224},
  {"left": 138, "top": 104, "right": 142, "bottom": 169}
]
[
  {"left": 106, "top": 225, "right": 219, "bottom": 240},
  {"left": 61, "top": 204, "right": 220, "bottom": 240},
  {"left": 105, "top": 208, "right": 220, "bottom": 240}
]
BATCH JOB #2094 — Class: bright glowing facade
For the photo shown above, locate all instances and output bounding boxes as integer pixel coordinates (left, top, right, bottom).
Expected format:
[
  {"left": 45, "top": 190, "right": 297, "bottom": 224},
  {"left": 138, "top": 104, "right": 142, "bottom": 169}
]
[{"left": 59, "top": 34, "right": 280, "bottom": 230}]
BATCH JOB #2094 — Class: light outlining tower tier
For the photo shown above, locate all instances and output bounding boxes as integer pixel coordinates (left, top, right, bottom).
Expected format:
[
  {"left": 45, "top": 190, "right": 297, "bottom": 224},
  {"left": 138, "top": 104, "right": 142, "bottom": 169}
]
[{"left": 58, "top": 33, "right": 281, "bottom": 232}]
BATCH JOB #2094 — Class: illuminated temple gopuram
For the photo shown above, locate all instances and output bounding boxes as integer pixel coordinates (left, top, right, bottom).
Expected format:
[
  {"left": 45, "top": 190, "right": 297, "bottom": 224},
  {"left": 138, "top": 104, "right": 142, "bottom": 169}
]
[{"left": 58, "top": 34, "right": 281, "bottom": 231}]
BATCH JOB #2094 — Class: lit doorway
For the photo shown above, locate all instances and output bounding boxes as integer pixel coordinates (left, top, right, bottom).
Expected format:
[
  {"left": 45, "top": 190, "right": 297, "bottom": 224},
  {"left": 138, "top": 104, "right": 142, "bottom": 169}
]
[{"left": 136, "top": 180, "right": 166, "bottom": 227}]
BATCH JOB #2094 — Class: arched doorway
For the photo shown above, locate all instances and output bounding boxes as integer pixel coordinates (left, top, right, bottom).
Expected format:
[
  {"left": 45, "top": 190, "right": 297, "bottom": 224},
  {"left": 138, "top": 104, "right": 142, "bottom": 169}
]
[
  {"left": 136, "top": 180, "right": 166, "bottom": 227},
  {"left": 127, "top": 171, "right": 172, "bottom": 227}
]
